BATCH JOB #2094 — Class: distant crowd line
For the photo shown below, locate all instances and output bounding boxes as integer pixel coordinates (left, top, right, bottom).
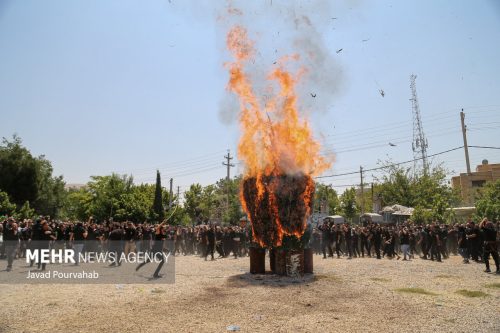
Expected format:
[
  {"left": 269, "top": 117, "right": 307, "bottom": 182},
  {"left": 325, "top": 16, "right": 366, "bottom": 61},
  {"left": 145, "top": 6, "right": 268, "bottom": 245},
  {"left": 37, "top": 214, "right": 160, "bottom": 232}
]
[
  {"left": 1, "top": 216, "right": 499, "bottom": 275},
  {"left": 313, "top": 218, "right": 499, "bottom": 273}
]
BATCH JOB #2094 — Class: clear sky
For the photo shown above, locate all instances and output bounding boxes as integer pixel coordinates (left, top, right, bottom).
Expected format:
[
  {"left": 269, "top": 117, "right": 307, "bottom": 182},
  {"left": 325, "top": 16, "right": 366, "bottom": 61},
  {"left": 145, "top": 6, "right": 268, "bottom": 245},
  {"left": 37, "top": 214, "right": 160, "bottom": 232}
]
[{"left": 1, "top": 0, "right": 499, "bottom": 195}]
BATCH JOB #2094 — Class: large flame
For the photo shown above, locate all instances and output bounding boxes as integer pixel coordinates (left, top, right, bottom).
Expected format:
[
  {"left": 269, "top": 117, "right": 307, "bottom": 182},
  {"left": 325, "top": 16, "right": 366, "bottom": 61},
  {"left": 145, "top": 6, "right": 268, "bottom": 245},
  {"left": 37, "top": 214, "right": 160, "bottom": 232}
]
[{"left": 226, "top": 26, "right": 330, "bottom": 247}]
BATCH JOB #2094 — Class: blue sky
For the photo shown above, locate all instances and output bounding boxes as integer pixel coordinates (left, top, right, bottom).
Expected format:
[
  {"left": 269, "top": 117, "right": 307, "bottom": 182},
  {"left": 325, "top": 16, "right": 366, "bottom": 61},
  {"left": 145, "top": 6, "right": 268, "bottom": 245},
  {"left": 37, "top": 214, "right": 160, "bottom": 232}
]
[{"left": 1, "top": 0, "right": 499, "bottom": 194}]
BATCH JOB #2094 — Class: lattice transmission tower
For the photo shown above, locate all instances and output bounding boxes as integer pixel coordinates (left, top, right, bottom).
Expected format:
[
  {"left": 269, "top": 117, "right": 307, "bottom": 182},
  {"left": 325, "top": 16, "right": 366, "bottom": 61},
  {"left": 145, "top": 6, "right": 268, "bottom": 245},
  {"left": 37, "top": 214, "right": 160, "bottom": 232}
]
[{"left": 410, "top": 74, "right": 429, "bottom": 174}]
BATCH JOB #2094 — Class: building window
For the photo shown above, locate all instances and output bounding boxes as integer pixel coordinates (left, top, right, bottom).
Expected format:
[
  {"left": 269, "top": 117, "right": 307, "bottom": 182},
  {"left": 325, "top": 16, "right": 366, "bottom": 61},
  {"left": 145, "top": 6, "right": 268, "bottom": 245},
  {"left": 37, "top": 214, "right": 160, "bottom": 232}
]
[{"left": 472, "top": 180, "right": 486, "bottom": 187}]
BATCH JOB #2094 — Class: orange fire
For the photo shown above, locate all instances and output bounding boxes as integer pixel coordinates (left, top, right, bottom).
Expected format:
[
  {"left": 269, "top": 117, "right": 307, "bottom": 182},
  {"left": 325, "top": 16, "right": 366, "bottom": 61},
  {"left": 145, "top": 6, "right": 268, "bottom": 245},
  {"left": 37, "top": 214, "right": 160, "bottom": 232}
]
[{"left": 226, "top": 26, "right": 330, "bottom": 247}]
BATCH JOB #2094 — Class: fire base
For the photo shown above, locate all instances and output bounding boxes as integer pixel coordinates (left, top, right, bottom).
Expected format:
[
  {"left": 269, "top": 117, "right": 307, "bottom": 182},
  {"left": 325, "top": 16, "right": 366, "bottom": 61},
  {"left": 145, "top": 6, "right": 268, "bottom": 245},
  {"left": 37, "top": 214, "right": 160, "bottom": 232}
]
[
  {"left": 249, "top": 247, "right": 313, "bottom": 276},
  {"left": 249, "top": 247, "right": 266, "bottom": 274}
]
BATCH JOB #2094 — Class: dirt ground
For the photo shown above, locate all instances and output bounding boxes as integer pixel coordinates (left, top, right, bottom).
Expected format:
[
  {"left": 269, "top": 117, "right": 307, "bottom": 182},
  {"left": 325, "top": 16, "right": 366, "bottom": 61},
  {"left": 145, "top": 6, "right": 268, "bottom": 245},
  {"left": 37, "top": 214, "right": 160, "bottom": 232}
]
[{"left": 1, "top": 254, "right": 499, "bottom": 333}]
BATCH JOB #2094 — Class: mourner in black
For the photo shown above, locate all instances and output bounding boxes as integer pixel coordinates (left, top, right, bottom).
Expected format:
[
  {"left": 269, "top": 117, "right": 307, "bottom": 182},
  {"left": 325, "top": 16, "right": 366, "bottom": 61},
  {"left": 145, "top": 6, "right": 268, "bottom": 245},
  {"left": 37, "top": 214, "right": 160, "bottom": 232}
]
[
  {"left": 204, "top": 225, "right": 216, "bottom": 261},
  {"left": 39, "top": 221, "right": 56, "bottom": 270},
  {"left": 136, "top": 222, "right": 167, "bottom": 278},
  {"left": 108, "top": 224, "right": 124, "bottom": 266},
  {"left": 71, "top": 222, "right": 87, "bottom": 266},
  {"left": 3, "top": 218, "right": 19, "bottom": 271},
  {"left": 480, "top": 219, "right": 499, "bottom": 274},
  {"left": 372, "top": 225, "right": 382, "bottom": 259},
  {"left": 319, "top": 221, "right": 332, "bottom": 259},
  {"left": 466, "top": 221, "right": 481, "bottom": 262}
]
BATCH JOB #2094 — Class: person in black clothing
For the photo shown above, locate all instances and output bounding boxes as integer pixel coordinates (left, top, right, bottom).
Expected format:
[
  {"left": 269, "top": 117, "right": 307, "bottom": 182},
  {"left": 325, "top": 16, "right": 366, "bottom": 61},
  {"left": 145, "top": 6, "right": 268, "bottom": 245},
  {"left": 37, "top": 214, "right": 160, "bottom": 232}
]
[
  {"left": 226, "top": 227, "right": 239, "bottom": 258},
  {"left": 3, "top": 218, "right": 19, "bottom": 271},
  {"left": 439, "top": 225, "right": 448, "bottom": 259},
  {"left": 466, "top": 221, "right": 480, "bottom": 262},
  {"left": 480, "top": 219, "right": 499, "bottom": 274},
  {"left": 136, "top": 222, "right": 167, "bottom": 278},
  {"left": 166, "top": 226, "right": 176, "bottom": 255},
  {"left": 400, "top": 227, "right": 411, "bottom": 261},
  {"left": 39, "top": 221, "right": 56, "bottom": 270},
  {"left": 319, "top": 221, "right": 332, "bottom": 259},
  {"left": 141, "top": 225, "right": 153, "bottom": 253},
  {"left": 63, "top": 224, "right": 72, "bottom": 249},
  {"left": 409, "top": 229, "right": 417, "bottom": 259},
  {"left": 344, "top": 224, "right": 353, "bottom": 259},
  {"left": 108, "top": 223, "right": 124, "bottom": 266},
  {"left": 85, "top": 222, "right": 100, "bottom": 254},
  {"left": 382, "top": 228, "right": 390, "bottom": 258},
  {"left": 384, "top": 229, "right": 400, "bottom": 260},
  {"left": 71, "top": 222, "right": 87, "bottom": 266},
  {"left": 53, "top": 223, "right": 66, "bottom": 252},
  {"left": 204, "top": 225, "right": 216, "bottom": 261},
  {"left": 372, "top": 225, "right": 382, "bottom": 259},
  {"left": 457, "top": 224, "right": 469, "bottom": 263},
  {"left": 19, "top": 220, "right": 32, "bottom": 258},
  {"left": 333, "top": 224, "right": 342, "bottom": 258},
  {"left": 124, "top": 222, "right": 137, "bottom": 255},
  {"left": 352, "top": 227, "right": 360, "bottom": 258},
  {"left": 447, "top": 225, "right": 458, "bottom": 256},
  {"left": 215, "top": 226, "right": 225, "bottom": 258},
  {"left": 420, "top": 226, "right": 431, "bottom": 259},
  {"left": 429, "top": 225, "right": 442, "bottom": 262},
  {"left": 29, "top": 219, "right": 43, "bottom": 267},
  {"left": 360, "top": 227, "right": 371, "bottom": 257},
  {"left": 197, "top": 227, "right": 206, "bottom": 257}
]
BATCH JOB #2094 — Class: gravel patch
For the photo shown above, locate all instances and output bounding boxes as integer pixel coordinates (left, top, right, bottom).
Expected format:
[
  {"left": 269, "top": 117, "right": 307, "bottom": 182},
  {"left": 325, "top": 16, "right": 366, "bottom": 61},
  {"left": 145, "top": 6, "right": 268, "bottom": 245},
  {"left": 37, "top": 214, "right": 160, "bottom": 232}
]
[{"left": 1, "top": 255, "right": 499, "bottom": 332}]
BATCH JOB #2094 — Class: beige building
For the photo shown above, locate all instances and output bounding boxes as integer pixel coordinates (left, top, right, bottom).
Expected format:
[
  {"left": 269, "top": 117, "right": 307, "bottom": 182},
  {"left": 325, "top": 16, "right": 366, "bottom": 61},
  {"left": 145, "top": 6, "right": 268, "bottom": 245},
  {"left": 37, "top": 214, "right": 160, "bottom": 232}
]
[{"left": 451, "top": 161, "right": 500, "bottom": 205}]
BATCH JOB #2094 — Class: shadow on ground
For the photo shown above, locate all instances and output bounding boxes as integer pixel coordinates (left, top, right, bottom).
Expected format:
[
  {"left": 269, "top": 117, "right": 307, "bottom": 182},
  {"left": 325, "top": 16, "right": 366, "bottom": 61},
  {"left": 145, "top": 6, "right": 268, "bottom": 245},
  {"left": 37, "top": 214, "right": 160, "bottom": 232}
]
[{"left": 226, "top": 272, "right": 332, "bottom": 288}]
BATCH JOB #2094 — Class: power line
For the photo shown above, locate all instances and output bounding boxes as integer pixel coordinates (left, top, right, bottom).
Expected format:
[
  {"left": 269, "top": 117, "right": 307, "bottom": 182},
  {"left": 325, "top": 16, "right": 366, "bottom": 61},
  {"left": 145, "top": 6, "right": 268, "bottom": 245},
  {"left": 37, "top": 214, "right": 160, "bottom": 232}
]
[
  {"left": 113, "top": 150, "right": 226, "bottom": 175},
  {"left": 469, "top": 145, "right": 500, "bottom": 150},
  {"left": 315, "top": 146, "right": 464, "bottom": 179}
]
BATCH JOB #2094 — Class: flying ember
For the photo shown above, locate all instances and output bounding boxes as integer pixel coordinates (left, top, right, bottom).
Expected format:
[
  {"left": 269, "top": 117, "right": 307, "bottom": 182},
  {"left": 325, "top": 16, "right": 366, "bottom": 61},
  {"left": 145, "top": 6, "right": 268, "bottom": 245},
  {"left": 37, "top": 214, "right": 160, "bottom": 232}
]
[{"left": 226, "top": 26, "right": 330, "bottom": 248}]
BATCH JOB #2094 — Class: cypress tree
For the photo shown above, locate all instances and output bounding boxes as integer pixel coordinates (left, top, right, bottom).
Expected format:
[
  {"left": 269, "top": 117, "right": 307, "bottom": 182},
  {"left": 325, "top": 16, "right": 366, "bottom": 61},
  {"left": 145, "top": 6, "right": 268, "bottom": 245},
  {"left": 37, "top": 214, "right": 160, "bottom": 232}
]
[{"left": 152, "top": 170, "right": 164, "bottom": 222}]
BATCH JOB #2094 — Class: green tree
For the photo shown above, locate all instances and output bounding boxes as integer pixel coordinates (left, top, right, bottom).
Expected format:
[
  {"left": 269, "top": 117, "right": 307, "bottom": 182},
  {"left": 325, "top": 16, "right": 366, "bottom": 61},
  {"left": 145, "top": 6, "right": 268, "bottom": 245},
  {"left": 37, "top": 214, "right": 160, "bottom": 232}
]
[
  {"left": 118, "top": 184, "right": 156, "bottom": 223},
  {"left": 151, "top": 170, "right": 164, "bottom": 222},
  {"left": 475, "top": 179, "right": 500, "bottom": 221},
  {"left": 340, "top": 187, "right": 358, "bottom": 221},
  {"left": 355, "top": 186, "right": 374, "bottom": 214},
  {"left": 214, "top": 177, "right": 244, "bottom": 225},
  {"left": 0, "top": 135, "right": 40, "bottom": 206},
  {"left": 0, "top": 135, "right": 66, "bottom": 217},
  {"left": 61, "top": 188, "right": 93, "bottom": 221},
  {"left": 314, "top": 183, "right": 340, "bottom": 215},
  {"left": 85, "top": 173, "right": 134, "bottom": 221},
  {"left": 411, "top": 205, "right": 432, "bottom": 224},
  {"left": 200, "top": 184, "right": 218, "bottom": 221},
  {"left": 33, "top": 158, "right": 66, "bottom": 217},
  {"left": 375, "top": 163, "right": 458, "bottom": 217},
  {"left": 184, "top": 183, "right": 204, "bottom": 224},
  {"left": 15, "top": 201, "right": 35, "bottom": 220},
  {"left": 375, "top": 164, "right": 414, "bottom": 207},
  {"left": 0, "top": 190, "right": 16, "bottom": 216}
]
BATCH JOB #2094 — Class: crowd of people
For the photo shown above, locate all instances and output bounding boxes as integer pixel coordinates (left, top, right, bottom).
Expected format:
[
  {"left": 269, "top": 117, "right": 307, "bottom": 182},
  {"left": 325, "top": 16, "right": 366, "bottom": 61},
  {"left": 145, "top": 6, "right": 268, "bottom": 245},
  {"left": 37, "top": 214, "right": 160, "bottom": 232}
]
[
  {"left": 1, "top": 216, "right": 499, "bottom": 275},
  {"left": 312, "top": 219, "right": 500, "bottom": 273},
  {"left": 0, "top": 217, "right": 250, "bottom": 274}
]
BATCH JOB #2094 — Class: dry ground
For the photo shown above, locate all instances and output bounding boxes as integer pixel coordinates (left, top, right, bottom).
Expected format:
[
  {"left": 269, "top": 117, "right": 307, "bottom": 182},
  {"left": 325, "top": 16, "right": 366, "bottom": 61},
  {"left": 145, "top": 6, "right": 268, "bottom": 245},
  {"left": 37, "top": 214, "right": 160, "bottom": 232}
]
[{"left": 1, "top": 254, "right": 499, "bottom": 333}]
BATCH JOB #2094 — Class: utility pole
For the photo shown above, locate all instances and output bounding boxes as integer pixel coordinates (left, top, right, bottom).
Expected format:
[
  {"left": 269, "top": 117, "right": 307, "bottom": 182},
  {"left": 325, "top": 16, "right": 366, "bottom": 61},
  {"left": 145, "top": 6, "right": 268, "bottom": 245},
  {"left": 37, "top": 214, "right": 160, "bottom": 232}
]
[
  {"left": 360, "top": 166, "right": 365, "bottom": 215},
  {"left": 371, "top": 183, "right": 374, "bottom": 213},
  {"left": 326, "top": 185, "right": 331, "bottom": 215},
  {"left": 177, "top": 186, "right": 180, "bottom": 205},
  {"left": 169, "top": 178, "right": 173, "bottom": 209},
  {"left": 460, "top": 109, "right": 472, "bottom": 175},
  {"left": 222, "top": 150, "right": 235, "bottom": 212}
]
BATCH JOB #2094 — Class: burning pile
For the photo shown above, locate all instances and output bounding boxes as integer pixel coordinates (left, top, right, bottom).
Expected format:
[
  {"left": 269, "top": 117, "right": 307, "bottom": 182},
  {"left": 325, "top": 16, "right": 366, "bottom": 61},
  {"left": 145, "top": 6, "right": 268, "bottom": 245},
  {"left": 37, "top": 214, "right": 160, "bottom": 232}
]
[
  {"left": 226, "top": 26, "right": 330, "bottom": 248},
  {"left": 242, "top": 173, "right": 314, "bottom": 247}
]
